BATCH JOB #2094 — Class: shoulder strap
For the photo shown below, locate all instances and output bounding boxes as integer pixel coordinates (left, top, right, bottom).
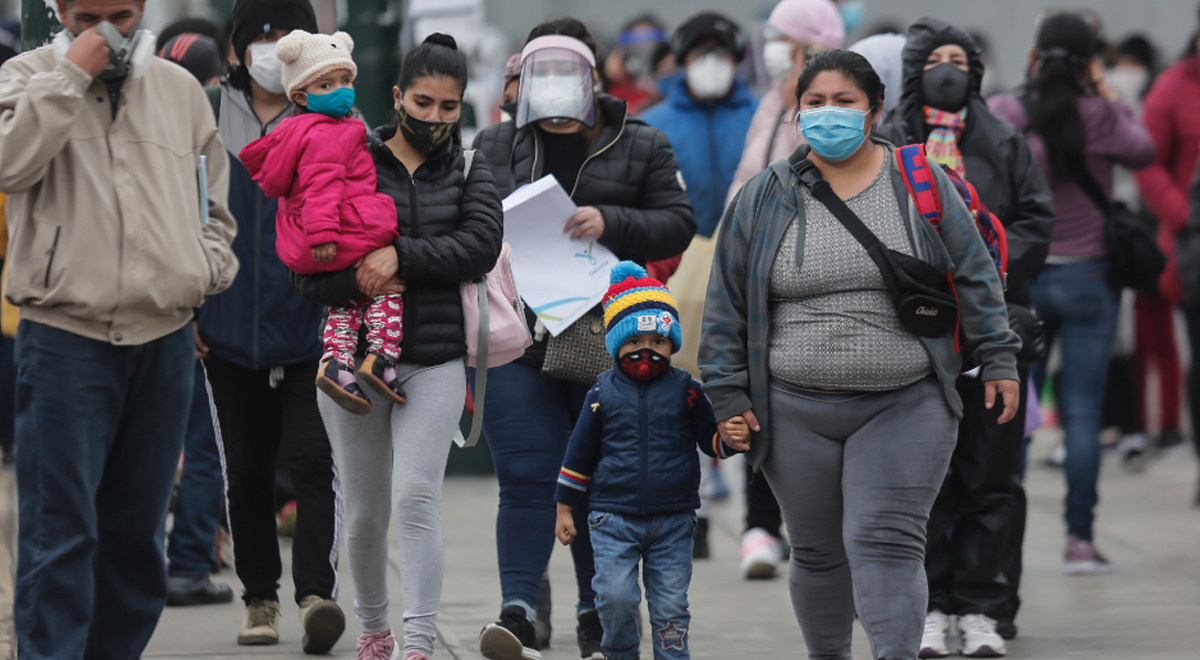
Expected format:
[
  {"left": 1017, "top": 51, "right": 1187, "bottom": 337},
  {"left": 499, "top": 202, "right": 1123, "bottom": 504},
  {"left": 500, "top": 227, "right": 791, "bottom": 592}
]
[
  {"left": 896, "top": 144, "right": 943, "bottom": 228},
  {"left": 787, "top": 152, "right": 881, "bottom": 251},
  {"left": 455, "top": 275, "right": 489, "bottom": 448},
  {"left": 463, "top": 148, "right": 476, "bottom": 180},
  {"left": 204, "top": 85, "right": 220, "bottom": 122}
]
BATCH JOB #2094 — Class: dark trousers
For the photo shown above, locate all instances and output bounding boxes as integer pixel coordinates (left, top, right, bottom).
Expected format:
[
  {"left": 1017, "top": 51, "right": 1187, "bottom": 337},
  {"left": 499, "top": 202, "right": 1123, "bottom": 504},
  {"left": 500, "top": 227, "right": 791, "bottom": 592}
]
[
  {"left": 1184, "top": 306, "right": 1200, "bottom": 459},
  {"left": 167, "top": 362, "right": 225, "bottom": 577},
  {"left": 206, "top": 355, "right": 339, "bottom": 604},
  {"left": 926, "top": 369, "right": 1028, "bottom": 620},
  {"left": 744, "top": 461, "right": 783, "bottom": 538},
  {"left": 0, "top": 334, "right": 14, "bottom": 458},
  {"left": 15, "top": 321, "right": 193, "bottom": 660},
  {"left": 481, "top": 362, "right": 597, "bottom": 614}
]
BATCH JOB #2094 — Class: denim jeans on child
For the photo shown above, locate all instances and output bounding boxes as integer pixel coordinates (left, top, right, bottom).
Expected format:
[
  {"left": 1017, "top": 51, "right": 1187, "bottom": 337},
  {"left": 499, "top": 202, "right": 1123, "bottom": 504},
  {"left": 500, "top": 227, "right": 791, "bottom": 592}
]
[
  {"left": 479, "top": 362, "right": 597, "bottom": 618},
  {"left": 167, "top": 361, "right": 225, "bottom": 578},
  {"left": 15, "top": 320, "right": 194, "bottom": 660},
  {"left": 1030, "top": 260, "right": 1120, "bottom": 541},
  {"left": 589, "top": 510, "right": 696, "bottom": 660}
]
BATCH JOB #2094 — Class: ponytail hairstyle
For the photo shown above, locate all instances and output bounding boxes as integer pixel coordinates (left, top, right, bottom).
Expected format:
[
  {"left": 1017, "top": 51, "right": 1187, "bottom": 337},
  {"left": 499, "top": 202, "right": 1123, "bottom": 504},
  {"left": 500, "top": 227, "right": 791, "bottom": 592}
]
[
  {"left": 395, "top": 33, "right": 469, "bottom": 144},
  {"left": 1029, "top": 12, "right": 1096, "bottom": 181}
]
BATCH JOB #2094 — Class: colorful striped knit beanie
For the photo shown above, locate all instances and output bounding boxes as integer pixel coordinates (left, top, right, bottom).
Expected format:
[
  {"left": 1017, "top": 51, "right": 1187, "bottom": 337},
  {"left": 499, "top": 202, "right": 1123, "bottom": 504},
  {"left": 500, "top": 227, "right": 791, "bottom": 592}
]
[{"left": 602, "top": 262, "right": 682, "bottom": 357}]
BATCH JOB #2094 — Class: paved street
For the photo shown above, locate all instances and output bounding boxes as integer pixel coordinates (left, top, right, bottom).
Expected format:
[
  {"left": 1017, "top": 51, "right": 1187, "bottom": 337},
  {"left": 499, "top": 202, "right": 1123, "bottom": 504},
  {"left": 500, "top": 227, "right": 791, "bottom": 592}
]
[{"left": 3, "top": 432, "right": 1195, "bottom": 660}]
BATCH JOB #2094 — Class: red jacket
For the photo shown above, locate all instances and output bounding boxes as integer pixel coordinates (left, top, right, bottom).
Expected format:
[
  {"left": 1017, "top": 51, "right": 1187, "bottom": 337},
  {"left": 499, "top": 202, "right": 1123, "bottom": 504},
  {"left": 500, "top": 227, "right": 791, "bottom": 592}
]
[
  {"left": 240, "top": 113, "right": 398, "bottom": 274},
  {"left": 1134, "top": 57, "right": 1200, "bottom": 303}
]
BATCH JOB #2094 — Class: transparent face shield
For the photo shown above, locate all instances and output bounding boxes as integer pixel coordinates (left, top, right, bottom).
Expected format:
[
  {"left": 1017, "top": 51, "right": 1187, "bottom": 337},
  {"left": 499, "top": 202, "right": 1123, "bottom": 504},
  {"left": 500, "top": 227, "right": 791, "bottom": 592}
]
[{"left": 515, "top": 48, "right": 596, "bottom": 129}]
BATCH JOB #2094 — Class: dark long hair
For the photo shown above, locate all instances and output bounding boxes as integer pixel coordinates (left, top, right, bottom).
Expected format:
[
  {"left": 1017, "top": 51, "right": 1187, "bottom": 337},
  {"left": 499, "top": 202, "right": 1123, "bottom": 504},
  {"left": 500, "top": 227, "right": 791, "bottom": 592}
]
[
  {"left": 394, "top": 33, "right": 469, "bottom": 145},
  {"left": 1029, "top": 13, "right": 1096, "bottom": 181}
]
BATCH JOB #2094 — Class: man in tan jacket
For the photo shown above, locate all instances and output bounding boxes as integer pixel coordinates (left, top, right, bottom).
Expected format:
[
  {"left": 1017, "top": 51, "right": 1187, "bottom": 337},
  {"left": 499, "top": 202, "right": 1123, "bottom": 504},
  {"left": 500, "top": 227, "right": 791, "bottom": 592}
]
[{"left": 0, "top": 0, "right": 237, "bottom": 656}]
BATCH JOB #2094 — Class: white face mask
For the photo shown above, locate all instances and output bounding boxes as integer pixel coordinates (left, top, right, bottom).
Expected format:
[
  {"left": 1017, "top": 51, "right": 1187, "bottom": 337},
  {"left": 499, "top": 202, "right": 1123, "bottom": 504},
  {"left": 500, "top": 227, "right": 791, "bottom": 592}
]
[
  {"left": 527, "top": 75, "right": 588, "bottom": 120},
  {"left": 763, "top": 40, "right": 796, "bottom": 83},
  {"left": 247, "top": 41, "right": 285, "bottom": 94},
  {"left": 686, "top": 53, "right": 736, "bottom": 100},
  {"left": 1105, "top": 66, "right": 1150, "bottom": 104}
]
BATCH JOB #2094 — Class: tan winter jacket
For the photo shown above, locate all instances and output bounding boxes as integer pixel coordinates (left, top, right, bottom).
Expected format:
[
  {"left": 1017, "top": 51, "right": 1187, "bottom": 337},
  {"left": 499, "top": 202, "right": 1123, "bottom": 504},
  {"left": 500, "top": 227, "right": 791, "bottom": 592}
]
[{"left": 0, "top": 45, "right": 237, "bottom": 346}]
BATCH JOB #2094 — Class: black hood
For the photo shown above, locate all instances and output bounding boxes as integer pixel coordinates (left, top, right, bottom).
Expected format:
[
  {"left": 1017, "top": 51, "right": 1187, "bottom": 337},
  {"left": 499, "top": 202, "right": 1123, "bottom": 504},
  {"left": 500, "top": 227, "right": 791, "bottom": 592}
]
[{"left": 894, "top": 18, "right": 985, "bottom": 143}]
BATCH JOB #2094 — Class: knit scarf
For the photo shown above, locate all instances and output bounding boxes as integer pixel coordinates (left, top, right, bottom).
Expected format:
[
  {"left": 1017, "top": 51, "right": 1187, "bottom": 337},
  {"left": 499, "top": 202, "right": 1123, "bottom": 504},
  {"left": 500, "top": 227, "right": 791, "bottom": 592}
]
[{"left": 923, "top": 106, "right": 968, "bottom": 177}]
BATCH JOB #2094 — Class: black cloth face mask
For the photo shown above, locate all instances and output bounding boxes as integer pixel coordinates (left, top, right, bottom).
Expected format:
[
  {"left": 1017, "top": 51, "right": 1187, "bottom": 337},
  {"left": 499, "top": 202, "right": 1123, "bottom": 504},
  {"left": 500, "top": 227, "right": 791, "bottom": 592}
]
[{"left": 922, "top": 62, "right": 971, "bottom": 112}]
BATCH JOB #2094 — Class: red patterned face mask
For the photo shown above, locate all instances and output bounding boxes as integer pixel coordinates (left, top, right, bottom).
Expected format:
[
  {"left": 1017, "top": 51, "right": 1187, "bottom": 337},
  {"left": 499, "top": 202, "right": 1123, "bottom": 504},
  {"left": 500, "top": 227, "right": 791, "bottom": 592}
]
[{"left": 619, "top": 348, "right": 669, "bottom": 382}]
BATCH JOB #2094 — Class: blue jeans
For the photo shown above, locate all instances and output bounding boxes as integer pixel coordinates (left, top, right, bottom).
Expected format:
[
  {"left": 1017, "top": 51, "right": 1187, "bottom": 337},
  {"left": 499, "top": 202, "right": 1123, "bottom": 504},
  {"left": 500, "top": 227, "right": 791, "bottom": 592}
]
[
  {"left": 479, "top": 362, "right": 596, "bottom": 617},
  {"left": 15, "top": 320, "right": 193, "bottom": 660},
  {"left": 167, "top": 361, "right": 224, "bottom": 577},
  {"left": 589, "top": 511, "right": 695, "bottom": 660},
  {"left": 1030, "top": 261, "right": 1120, "bottom": 541}
]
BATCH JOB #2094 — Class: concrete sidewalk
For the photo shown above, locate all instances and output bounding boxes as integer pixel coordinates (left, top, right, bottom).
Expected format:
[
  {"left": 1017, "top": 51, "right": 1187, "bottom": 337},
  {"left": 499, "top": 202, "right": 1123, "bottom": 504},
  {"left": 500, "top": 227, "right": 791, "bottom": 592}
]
[{"left": 1, "top": 435, "right": 1197, "bottom": 659}]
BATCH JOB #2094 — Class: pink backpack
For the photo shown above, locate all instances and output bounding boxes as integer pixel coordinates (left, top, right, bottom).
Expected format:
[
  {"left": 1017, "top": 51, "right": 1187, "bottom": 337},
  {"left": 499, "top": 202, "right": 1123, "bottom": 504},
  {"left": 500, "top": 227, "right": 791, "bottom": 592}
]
[{"left": 457, "top": 152, "right": 532, "bottom": 446}]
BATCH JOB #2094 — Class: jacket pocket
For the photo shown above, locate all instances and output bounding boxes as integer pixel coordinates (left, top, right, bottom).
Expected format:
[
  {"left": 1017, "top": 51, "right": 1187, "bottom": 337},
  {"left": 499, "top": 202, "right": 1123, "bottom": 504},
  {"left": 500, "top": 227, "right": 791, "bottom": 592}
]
[{"left": 30, "top": 222, "right": 62, "bottom": 290}]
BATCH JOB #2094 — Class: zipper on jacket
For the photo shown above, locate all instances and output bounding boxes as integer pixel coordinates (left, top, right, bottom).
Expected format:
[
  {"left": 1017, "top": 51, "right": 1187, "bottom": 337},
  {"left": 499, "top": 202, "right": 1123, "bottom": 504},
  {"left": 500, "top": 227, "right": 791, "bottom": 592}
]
[
  {"left": 707, "top": 106, "right": 721, "bottom": 209},
  {"left": 530, "top": 132, "right": 541, "bottom": 186},
  {"left": 638, "top": 382, "right": 648, "bottom": 516},
  {"left": 43, "top": 226, "right": 61, "bottom": 288},
  {"left": 252, "top": 186, "right": 263, "bottom": 369},
  {"left": 570, "top": 114, "right": 628, "bottom": 199}
]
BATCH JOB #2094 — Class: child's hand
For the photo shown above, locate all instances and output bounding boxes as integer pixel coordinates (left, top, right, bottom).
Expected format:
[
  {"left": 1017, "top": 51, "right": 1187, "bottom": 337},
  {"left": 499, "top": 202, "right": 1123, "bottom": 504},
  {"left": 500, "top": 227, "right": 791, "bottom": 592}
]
[
  {"left": 556, "top": 503, "right": 576, "bottom": 546},
  {"left": 312, "top": 242, "right": 337, "bottom": 263},
  {"left": 719, "top": 413, "right": 756, "bottom": 452}
]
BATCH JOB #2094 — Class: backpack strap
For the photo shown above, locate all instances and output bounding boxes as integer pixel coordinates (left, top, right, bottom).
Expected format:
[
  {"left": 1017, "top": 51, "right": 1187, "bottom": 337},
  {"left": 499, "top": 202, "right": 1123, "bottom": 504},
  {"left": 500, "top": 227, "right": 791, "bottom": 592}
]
[
  {"left": 453, "top": 146, "right": 483, "bottom": 449},
  {"left": 896, "top": 144, "right": 943, "bottom": 230},
  {"left": 204, "top": 85, "right": 221, "bottom": 122}
]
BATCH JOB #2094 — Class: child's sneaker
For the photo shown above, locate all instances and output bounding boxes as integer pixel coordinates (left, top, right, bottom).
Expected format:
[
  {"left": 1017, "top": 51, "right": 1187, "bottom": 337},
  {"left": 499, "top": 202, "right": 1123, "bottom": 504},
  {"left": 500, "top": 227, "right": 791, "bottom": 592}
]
[
  {"left": 575, "top": 610, "right": 603, "bottom": 660},
  {"left": 316, "top": 360, "right": 372, "bottom": 415},
  {"left": 359, "top": 354, "right": 407, "bottom": 405}
]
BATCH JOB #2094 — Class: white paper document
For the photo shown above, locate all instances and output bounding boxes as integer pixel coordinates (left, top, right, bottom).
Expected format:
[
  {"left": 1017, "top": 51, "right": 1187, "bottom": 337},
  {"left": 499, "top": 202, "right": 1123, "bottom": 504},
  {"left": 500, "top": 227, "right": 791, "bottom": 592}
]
[{"left": 502, "top": 175, "right": 617, "bottom": 336}]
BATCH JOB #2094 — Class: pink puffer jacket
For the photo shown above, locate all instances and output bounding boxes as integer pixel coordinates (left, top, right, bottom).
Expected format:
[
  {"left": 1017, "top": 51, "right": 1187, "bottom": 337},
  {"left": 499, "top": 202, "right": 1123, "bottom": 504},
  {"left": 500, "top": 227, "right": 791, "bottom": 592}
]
[{"left": 240, "top": 113, "right": 399, "bottom": 274}]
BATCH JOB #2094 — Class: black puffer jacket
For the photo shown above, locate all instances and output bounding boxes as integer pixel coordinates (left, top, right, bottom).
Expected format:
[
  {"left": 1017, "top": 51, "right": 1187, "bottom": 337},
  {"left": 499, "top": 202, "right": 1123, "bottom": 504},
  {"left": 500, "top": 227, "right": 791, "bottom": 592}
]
[
  {"left": 879, "top": 18, "right": 1056, "bottom": 303},
  {"left": 473, "top": 94, "right": 695, "bottom": 367},
  {"left": 474, "top": 94, "right": 695, "bottom": 264},
  {"left": 290, "top": 125, "right": 504, "bottom": 366}
]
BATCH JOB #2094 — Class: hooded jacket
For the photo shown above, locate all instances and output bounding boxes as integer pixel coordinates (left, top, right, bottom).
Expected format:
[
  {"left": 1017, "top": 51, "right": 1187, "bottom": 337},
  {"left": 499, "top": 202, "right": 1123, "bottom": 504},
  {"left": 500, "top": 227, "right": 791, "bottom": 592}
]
[
  {"left": 640, "top": 73, "right": 758, "bottom": 238},
  {"left": 473, "top": 94, "right": 696, "bottom": 368},
  {"left": 878, "top": 18, "right": 1056, "bottom": 302},
  {"left": 197, "top": 84, "right": 327, "bottom": 369},
  {"left": 290, "top": 125, "right": 504, "bottom": 367},
  {"left": 240, "top": 112, "right": 398, "bottom": 274}
]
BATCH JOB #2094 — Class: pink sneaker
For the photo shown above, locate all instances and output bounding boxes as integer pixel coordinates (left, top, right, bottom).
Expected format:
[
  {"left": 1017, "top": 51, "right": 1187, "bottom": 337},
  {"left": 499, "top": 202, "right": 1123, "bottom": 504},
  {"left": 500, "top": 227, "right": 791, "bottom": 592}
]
[
  {"left": 405, "top": 651, "right": 432, "bottom": 660},
  {"left": 1063, "top": 535, "right": 1113, "bottom": 575},
  {"left": 357, "top": 631, "right": 395, "bottom": 660}
]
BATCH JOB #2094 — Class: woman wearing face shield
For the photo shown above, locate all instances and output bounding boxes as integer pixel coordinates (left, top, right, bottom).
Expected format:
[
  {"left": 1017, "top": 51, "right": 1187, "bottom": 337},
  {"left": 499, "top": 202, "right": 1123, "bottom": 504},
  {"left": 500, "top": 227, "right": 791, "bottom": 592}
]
[
  {"left": 726, "top": 0, "right": 844, "bottom": 205},
  {"left": 701, "top": 49, "right": 1021, "bottom": 660},
  {"left": 472, "top": 18, "right": 695, "bottom": 660},
  {"left": 875, "top": 18, "right": 1056, "bottom": 656}
]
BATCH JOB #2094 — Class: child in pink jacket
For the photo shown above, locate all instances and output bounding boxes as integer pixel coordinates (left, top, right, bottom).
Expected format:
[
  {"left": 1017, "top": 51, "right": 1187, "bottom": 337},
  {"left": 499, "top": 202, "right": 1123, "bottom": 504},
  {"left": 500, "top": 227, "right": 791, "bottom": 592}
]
[{"left": 241, "top": 30, "right": 404, "bottom": 415}]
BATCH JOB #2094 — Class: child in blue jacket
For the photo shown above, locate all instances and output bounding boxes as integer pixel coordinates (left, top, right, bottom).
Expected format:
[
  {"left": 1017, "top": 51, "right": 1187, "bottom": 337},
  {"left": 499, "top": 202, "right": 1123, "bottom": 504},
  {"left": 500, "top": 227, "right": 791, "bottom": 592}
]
[{"left": 554, "top": 262, "right": 751, "bottom": 660}]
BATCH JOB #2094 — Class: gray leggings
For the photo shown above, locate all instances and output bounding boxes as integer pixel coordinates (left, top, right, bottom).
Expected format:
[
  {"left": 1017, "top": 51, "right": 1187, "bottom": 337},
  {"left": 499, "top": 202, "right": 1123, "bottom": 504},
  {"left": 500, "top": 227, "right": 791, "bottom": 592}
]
[
  {"left": 761, "top": 376, "right": 956, "bottom": 660},
  {"left": 318, "top": 360, "right": 466, "bottom": 655}
]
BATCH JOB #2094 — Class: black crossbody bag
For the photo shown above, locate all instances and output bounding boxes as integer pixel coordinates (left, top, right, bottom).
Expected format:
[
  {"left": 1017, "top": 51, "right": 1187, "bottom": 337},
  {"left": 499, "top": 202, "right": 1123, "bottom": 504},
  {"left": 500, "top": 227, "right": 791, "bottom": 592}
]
[{"left": 790, "top": 154, "right": 959, "bottom": 338}]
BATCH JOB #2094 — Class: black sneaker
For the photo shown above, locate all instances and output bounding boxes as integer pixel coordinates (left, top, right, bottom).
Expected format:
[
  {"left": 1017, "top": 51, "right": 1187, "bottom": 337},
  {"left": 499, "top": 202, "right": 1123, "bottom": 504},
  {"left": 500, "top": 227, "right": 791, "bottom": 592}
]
[
  {"left": 693, "top": 517, "right": 710, "bottom": 559},
  {"left": 996, "top": 619, "right": 1018, "bottom": 640},
  {"left": 576, "top": 609, "right": 604, "bottom": 660},
  {"left": 480, "top": 606, "right": 541, "bottom": 660},
  {"left": 165, "top": 574, "right": 234, "bottom": 606},
  {"left": 534, "top": 574, "right": 552, "bottom": 650}
]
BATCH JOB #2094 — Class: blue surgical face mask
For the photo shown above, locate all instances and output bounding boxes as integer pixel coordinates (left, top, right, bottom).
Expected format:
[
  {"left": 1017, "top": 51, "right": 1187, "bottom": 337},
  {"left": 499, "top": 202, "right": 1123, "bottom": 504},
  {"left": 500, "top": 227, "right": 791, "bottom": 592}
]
[
  {"left": 305, "top": 87, "right": 355, "bottom": 118},
  {"left": 799, "top": 106, "right": 868, "bottom": 161}
]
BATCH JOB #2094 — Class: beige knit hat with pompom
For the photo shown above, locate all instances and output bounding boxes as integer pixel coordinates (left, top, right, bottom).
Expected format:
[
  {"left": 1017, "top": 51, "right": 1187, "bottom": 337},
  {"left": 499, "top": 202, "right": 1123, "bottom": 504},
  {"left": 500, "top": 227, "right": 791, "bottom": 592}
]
[{"left": 276, "top": 29, "right": 358, "bottom": 95}]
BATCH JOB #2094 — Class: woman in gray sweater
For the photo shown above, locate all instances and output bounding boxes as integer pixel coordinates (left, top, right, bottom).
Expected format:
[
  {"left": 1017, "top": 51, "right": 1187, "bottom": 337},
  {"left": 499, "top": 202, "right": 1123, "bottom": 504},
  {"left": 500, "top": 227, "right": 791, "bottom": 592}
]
[{"left": 700, "top": 50, "right": 1020, "bottom": 660}]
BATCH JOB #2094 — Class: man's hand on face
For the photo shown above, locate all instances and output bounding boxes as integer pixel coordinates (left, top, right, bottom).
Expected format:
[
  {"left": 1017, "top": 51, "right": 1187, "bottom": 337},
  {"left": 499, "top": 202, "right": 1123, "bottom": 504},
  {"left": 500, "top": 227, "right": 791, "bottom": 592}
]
[{"left": 65, "top": 28, "right": 111, "bottom": 79}]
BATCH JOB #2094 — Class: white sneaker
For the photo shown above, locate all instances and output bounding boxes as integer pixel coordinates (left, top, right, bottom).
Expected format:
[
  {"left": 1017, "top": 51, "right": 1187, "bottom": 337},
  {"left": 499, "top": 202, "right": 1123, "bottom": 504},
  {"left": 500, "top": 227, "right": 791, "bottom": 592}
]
[
  {"left": 1116, "top": 433, "right": 1150, "bottom": 472},
  {"left": 740, "top": 528, "right": 782, "bottom": 579},
  {"left": 919, "top": 610, "right": 950, "bottom": 658},
  {"left": 957, "top": 614, "right": 1006, "bottom": 657},
  {"left": 238, "top": 598, "right": 281, "bottom": 645}
]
